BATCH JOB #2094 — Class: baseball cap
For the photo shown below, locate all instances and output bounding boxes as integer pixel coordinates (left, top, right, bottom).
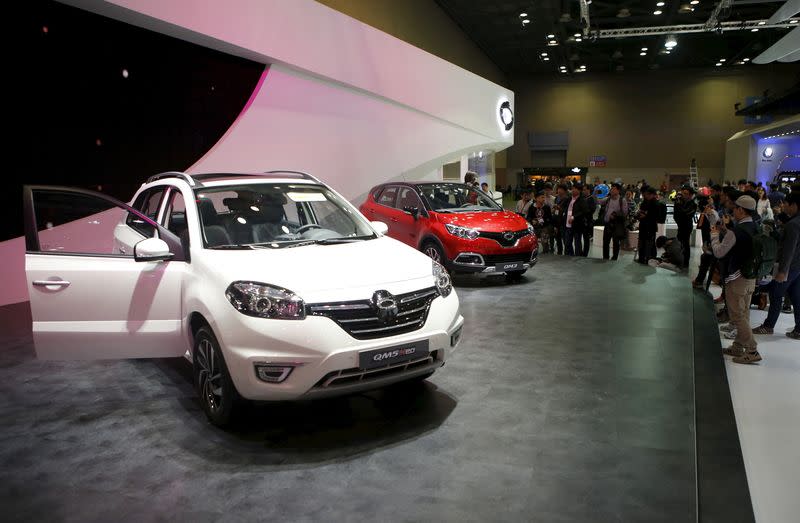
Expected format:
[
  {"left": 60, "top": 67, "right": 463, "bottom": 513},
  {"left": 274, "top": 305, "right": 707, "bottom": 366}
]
[{"left": 735, "top": 195, "right": 756, "bottom": 211}]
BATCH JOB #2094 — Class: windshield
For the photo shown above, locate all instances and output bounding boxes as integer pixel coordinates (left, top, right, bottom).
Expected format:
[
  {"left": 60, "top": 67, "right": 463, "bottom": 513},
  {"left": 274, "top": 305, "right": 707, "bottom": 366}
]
[
  {"left": 418, "top": 183, "right": 501, "bottom": 212},
  {"left": 194, "top": 183, "right": 376, "bottom": 248}
]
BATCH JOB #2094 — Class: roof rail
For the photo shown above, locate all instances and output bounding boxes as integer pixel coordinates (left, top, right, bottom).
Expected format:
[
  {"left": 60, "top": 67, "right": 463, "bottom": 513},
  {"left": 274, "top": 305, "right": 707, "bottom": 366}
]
[
  {"left": 146, "top": 171, "right": 199, "bottom": 187},
  {"left": 263, "top": 170, "right": 321, "bottom": 183}
]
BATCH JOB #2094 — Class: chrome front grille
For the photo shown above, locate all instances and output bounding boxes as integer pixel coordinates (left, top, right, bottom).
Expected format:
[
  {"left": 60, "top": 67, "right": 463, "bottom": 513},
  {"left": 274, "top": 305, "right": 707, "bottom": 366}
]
[
  {"left": 479, "top": 229, "right": 530, "bottom": 247},
  {"left": 307, "top": 287, "right": 438, "bottom": 340}
]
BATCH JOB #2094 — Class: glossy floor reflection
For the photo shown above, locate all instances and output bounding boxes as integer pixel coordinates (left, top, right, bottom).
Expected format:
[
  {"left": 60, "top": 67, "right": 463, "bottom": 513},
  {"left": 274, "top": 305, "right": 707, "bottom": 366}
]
[{"left": 0, "top": 256, "right": 697, "bottom": 522}]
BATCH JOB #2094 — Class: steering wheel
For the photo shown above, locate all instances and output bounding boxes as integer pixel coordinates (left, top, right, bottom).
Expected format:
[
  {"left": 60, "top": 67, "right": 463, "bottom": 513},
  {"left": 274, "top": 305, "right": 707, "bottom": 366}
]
[{"left": 295, "top": 224, "right": 322, "bottom": 234}]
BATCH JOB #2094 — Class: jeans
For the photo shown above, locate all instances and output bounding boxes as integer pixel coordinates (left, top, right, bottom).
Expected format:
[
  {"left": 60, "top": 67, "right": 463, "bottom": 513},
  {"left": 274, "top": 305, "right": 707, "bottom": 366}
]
[
  {"left": 726, "top": 277, "right": 757, "bottom": 349},
  {"left": 564, "top": 227, "right": 582, "bottom": 256},
  {"left": 637, "top": 230, "right": 656, "bottom": 264},
  {"left": 763, "top": 269, "right": 800, "bottom": 330},
  {"left": 552, "top": 225, "right": 563, "bottom": 254},
  {"left": 602, "top": 224, "right": 621, "bottom": 260},
  {"left": 677, "top": 227, "right": 691, "bottom": 268},
  {"left": 695, "top": 252, "right": 715, "bottom": 285}
]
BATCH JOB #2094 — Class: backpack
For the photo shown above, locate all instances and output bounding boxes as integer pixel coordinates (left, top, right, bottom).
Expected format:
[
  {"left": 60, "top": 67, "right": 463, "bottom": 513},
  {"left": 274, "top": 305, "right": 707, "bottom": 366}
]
[{"left": 741, "top": 226, "right": 778, "bottom": 280}]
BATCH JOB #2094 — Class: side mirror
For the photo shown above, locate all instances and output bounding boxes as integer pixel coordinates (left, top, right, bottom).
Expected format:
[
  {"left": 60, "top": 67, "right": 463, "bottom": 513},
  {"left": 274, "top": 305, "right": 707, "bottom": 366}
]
[
  {"left": 370, "top": 221, "right": 389, "bottom": 235},
  {"left": 134, "top": 237, "right": 174, "bottom": 262},
  {"left": 403, "top": 206, "right": 420, "bottom": 219}
]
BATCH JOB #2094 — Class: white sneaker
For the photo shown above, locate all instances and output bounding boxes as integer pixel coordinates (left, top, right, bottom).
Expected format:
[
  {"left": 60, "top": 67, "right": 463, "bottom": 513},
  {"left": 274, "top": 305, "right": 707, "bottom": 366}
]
[
  {"left": 720, "top": 323, "right": 736, "bottom": 333},
  {"left": 724, "top": 329, "right": 738, "bottom": 340}
]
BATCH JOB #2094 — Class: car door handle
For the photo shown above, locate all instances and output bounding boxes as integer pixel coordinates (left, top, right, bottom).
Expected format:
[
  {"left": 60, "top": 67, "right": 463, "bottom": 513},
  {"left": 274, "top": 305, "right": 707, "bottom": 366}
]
[{"left": 32, "top": 280, "right": 71, "bottom": 287}]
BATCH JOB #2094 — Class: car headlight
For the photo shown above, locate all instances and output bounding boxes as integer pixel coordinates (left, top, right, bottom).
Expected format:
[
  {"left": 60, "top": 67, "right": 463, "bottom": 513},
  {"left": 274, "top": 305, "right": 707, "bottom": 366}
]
[
  {"left": 445, "top": 223, "right": 479, "bottom": 240},
  {"left": 225, "top": 281, "right": 305, "bottom": 320},
  {"left": 432, "top": 260, "right": 452, "bottom": 298}
]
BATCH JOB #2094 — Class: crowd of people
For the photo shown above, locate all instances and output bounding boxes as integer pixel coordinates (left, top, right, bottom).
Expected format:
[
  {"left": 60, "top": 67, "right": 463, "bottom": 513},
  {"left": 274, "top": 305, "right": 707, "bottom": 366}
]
[{"left": 502, "top": 175, "right": 800, "bottom": 365}]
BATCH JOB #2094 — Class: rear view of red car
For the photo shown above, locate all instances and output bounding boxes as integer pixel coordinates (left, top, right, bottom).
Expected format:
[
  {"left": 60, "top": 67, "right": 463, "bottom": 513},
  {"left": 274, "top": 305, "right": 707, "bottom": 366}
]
[{"left": 360, "top": 182, "right": 538, "bottom": 280}]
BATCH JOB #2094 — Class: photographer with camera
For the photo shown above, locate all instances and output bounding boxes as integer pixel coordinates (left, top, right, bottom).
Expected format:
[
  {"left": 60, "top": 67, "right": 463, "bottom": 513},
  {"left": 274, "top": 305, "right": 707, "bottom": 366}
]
[{"left": 673, "top": 185, "right": 698, "bottom": 268}]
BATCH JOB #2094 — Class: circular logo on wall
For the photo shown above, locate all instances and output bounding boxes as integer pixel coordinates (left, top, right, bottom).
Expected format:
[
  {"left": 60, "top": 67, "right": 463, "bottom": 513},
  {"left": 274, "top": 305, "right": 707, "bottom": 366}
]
[
  {"left": 763, "top": 147, "right": 774, "bottom": 159},
  {"left": 499, "top": 100, "right": 514, "bottom": 131}
]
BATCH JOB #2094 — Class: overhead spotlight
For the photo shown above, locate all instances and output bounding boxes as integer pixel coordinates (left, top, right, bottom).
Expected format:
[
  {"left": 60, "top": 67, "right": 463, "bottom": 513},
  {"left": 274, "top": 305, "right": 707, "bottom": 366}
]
[
  {"left": 541, "top": 52, "right": 548, "bottom": 56},
  {"left": 657, "top": 1, "right": 665, "bottom": 5},
  {"left": 575, "top": 37, "right": 583, "bottom": 42},
  {"left": 640, "top": 52, "right": 647, "bottom": 56},
  {"left": 743, "top": 57, "right": 750, "bottom": 62},
  {"left": 690, "top": 0, "right": 700, "bottom": 4},
  {"left": 665, "top": 34, "right": 678, "bottom": 48},
  {"left": 548, "top": 40, "right": 559, "bottom": 46},
  {"left": 574, "top": 33, "right": 581, "bottom": 37},
  {"left": 790, "top": 19, "right": 798, "bottom": 24},
  {"left": 654, "top": 10, "right": 663, "bottom": 15},
  {"left": 522, "top": 19, "right": 531, "bottom": 25},
  {"left": 758, "top": 21, "right": 766, "bottom": 26},
  {"left": 716, "top": 62, "right": 722, "bottom": 66},
  {"left": 720, "top": 58, "right": 726, "bottom": 62},
  {"left": 751, "top": 28, "right": 759, "bottom": 32},
  {"left": 547, "top": 34, "right": 555, "bottom": 38},
  {"left": 543, "top": 57, "right": 550, "bottom": 61},
  {"left": 519, "top": 13, "right": 528, "bottom": 18},
  {"left": 641, "top": 47, "right": 649, "bottom": 51}
]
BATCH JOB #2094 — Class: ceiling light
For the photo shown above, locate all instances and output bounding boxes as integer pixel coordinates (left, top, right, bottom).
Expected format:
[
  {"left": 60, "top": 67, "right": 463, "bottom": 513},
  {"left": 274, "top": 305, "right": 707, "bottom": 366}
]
[
  {"left": 751, "top": 28, "right": 759, "bottom": 32},
  {"left": 519, "top": 13, "right": 528, "bottom": 18},
  {"left": 654, "top": 10, "right": 663, "bottom": 15},
  {"left": 758, "top": 21, "right": 766, "bottom": 26},
  {"left": 743, "top": 57, "right": 750, "bottom": 62},
  {"left": 575, "top": 37, "right": 583, "bottom": 42},
  {"left": 641, "top": 47, "right": 648, "bottom": 51},
  {"left": 690, "top": 0, "right": 699, "bottom": 4},
  {"left": 543, "top": 57, "right": 550, "bottom": 61},
  {"left": 571, "top": 167, "right": 581, "bottom": 173},
  {"left": 790, "top": 20, "right": 798, "bottom": 24},
  {"left": 560, "top": 69, "right": 568, "bottom": 73},
  {"left": 574, "top": 33, "right": 581, "bottom": 37},
  {"left": 640, "top": 52, "right": 647, "bottom": 56},
  {"left": 735, "top": 61, "right": 745, "bottom": 65},
  {"left": 548, "top": 40, "right": 559, "bottom": 46},
  {"left": 541, "top": 52, "right": 548, "bottom": 56},
  {"left": 547, "top": 34, "right": 555, "bottom": 38},
  {"left": 716, "top": 63, "right": 722, "bottom": 66},
  {"left": 665, "top": 35, "right": 678, "bottom": 48},
  {"left": 657, "top": 1, "right": 665, "bottom": 5},
  {"left": 522, "top": 19, "right": 531, "bottom": 25},
  {"left": 719, "top": 58, "right": 726, "bottom": 62}
]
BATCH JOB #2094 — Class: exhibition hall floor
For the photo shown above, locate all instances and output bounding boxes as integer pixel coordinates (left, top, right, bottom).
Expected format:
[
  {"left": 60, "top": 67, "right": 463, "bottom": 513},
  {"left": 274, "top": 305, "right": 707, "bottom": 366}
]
[{"left": 0, "top": 255, "right": 752, "bottom": 522}]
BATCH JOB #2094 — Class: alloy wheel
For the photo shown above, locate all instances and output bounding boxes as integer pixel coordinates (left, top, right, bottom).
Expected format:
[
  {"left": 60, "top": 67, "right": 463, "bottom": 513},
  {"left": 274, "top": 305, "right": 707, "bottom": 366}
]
[
  {"left": 424, "top": 245, "right": 441, "bottom": 263},
  {"left": 196, "top": 338, "right": 223, "bottom": 413}
]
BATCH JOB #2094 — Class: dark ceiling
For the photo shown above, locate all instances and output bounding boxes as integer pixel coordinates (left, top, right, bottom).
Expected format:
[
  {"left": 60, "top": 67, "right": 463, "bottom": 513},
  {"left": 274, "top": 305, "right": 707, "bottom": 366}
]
[{"left": 434, "top": 0, "right": 798, "bottom": 75}]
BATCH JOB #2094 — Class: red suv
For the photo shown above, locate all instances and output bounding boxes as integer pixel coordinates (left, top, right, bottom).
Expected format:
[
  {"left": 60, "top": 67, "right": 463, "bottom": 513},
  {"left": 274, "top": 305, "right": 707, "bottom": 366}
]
[{"left": 361, "top": 182, "right": 537, "bottom": 280}]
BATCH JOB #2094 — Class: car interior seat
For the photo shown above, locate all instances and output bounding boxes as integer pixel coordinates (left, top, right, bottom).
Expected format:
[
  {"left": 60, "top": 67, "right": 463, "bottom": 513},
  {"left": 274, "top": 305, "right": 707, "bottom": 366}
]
[
  {"left": 252, "top": 194, "right": 288, "bottom": 243},
  {"left": 198, "top": 198, "right": 231, "bottom": 247}
]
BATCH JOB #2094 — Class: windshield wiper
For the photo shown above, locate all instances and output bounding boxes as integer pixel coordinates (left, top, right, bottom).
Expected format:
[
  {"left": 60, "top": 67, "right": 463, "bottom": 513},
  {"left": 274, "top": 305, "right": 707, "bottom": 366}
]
[
  {"left": 315, "top": 235, "right": 375, "bottom": 244},
  {"left": 207, "top": 244, "right": 254, "bottom": 250}
]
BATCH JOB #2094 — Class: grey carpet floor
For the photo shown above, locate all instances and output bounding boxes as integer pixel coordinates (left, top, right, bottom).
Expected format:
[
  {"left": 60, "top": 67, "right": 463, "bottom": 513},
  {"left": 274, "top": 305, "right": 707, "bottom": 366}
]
[{"left": 0, "top": 255, "right": 696, "bottom": 522}]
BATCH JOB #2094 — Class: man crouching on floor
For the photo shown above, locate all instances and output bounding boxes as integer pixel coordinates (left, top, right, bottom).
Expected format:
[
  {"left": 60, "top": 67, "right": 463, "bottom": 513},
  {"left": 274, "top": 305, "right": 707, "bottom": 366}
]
[{"left": 648, "top": 236, "right": 684, "bottom": 272}]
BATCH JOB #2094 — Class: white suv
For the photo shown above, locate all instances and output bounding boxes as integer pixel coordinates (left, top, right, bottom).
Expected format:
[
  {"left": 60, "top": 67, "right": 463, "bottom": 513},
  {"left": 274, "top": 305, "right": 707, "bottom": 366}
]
[{"left": 23, "top": 171, "right": 464, "bottom": 426}]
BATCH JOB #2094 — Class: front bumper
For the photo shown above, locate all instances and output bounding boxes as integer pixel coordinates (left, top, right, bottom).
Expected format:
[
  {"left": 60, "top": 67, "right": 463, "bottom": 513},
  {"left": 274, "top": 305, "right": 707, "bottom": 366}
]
[
  {"left": 216, "top": 292, "right": 463, "bottom": 401},
  {"left": 450, "top": 248, "right": 538, "bottom": 273}
]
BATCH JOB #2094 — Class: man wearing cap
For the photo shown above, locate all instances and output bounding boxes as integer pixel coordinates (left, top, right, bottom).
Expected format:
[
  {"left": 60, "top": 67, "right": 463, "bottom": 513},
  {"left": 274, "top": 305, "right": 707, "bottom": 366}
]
[
  {"left": 673, "top": 185, "right": 698, "bottom": 268},
  {"left": 600, "top": 183, "right": 629, "bottom": 261},
  {"left": 711, "top": 195, "right": 761, "bottom": 364}
]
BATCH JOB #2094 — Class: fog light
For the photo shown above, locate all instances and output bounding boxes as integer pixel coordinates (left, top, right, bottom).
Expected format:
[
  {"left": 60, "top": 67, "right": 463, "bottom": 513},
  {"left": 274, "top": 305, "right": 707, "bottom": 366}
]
[{"left": 254, "top": 364, "right": 294, "bottom": 383}]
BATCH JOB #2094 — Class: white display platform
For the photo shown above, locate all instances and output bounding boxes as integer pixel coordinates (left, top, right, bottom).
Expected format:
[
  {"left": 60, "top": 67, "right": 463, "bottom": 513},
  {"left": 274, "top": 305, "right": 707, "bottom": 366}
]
[{"left": 593, "top": 225, "right": 604, "bottom": 246}]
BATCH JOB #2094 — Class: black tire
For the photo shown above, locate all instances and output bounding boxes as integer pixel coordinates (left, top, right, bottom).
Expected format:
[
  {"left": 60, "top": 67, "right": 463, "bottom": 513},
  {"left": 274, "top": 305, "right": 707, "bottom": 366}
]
[
  {"left": 505, "top": 270, "right": 526, "bottom": 282},
  {"left": 421, "top": 241, "right": 446, "bottom": 267},
  {"left": 193, "top": 326, "right": 242, "bottom": 427}
]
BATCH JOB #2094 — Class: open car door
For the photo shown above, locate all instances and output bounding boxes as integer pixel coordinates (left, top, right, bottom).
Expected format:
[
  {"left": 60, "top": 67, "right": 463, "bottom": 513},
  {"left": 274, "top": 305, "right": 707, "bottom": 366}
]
[{"left": 23, "top": 186, "right": 187, "bottom": 359}]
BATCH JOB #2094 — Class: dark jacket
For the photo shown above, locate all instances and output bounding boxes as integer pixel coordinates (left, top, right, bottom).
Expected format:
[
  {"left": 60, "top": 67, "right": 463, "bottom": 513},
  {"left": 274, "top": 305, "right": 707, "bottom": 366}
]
[
  {"left": 526, "top": 203, "right": 552, "bottom": 227},
  {"left": 553, "top": 195, "right": 569, "bottom": 227},
  {"left": 673, "top": 197, "right": 697, "bottom": 231},
  {"left": 728, "top": 220, "right": 758, "bottom": 279},
  {"left": 638, "top": 198, "right": 666, "bottom": 233},
  {"left": 565, "top": 195, "right": 590, "bottom": 232},
  {"left": 663, "top": 239, "right": 684, "bottom": 266},
  {"left": 778, "top": 214, "right": 800, "bottom": 274}
]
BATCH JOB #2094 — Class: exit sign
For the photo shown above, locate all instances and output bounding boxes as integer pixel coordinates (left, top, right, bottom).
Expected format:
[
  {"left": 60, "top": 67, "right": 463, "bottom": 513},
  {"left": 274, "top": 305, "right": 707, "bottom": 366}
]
[{"left": 589, "top": 155, "right": 607, "bottom": 167}]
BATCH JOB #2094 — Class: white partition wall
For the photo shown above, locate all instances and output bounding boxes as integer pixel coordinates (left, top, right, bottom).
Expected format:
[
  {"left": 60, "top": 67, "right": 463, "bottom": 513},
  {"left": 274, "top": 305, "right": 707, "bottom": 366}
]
[{"left": 1, "top": 0, "right": 513, "bottom": 306}]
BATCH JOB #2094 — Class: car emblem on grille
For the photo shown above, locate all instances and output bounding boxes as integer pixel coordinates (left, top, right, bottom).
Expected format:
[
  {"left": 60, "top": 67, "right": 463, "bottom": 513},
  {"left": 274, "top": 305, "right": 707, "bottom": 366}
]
[
  {"left": 371, "top": 290, "right": 399, "bottom": 323},
  {"left": 503, "top": 231, "right": 515, "bottom": 241}
]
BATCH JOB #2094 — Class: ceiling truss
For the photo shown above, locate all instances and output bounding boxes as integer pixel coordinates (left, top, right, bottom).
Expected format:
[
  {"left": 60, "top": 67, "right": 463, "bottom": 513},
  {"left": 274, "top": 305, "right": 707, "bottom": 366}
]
[{"left": 597, "top": 18, "right": 798, "bottom": 38}]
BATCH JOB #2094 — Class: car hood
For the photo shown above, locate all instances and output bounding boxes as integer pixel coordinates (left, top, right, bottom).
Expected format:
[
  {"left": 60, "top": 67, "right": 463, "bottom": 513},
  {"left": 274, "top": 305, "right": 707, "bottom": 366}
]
[
  {"left": 200, "top": 236, "right": 435, "bottom": 300},
  {"left": 437, "top": 210, "right": 528, "bottom": 232}
]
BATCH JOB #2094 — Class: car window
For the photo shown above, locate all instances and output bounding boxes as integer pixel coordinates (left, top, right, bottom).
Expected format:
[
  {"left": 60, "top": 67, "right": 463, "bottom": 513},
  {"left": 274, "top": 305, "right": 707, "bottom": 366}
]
[
  {"left": 376, "top": 186, "right": 398, "bottom": 207},
  {"left": 396, "top": 187, "right": 423, "bottom": 211},
  {"left": 30, "top": 189, "right": 135, "bottom": 256},
  {"left": 164, "top": 189, "right": 187, "bottom": 238},
  {"left": 126, "top": 187, "right": 164, "bottom": 237}
]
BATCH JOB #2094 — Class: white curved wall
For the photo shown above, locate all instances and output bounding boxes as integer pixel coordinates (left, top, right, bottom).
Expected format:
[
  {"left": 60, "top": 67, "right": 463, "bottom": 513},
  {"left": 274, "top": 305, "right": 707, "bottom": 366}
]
[{"left": 2, "top": 0, "right": 514, "bottom": 306}]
